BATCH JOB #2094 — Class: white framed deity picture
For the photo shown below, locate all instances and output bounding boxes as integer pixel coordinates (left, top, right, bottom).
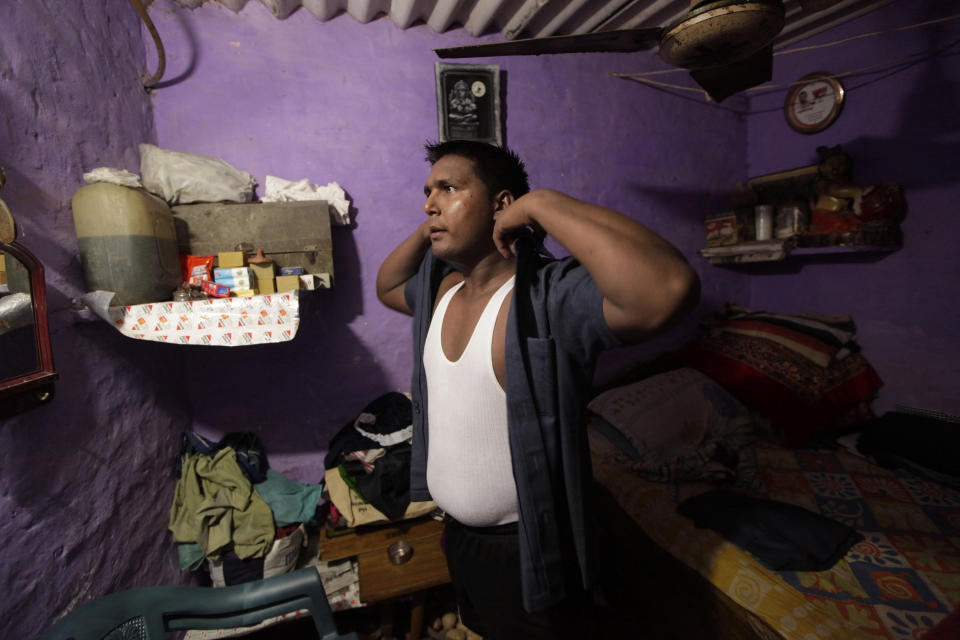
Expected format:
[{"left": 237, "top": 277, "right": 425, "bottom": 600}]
[{"left": 435, "top": 63, "right": 502, "bottom": 147}]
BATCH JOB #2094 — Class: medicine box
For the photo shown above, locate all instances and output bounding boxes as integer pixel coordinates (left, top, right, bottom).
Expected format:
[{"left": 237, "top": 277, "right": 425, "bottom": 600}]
[{"left": 201, "top": 280, "right": 231, "bottom": 298}]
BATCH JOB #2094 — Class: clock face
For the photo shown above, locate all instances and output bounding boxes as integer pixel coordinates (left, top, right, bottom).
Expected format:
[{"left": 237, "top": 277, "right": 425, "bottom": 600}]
[{"left": 784, "top": 72, "right": 845, "bottom": 134}]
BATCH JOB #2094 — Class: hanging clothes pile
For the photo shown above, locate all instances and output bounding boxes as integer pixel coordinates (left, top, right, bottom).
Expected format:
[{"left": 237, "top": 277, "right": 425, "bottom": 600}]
[
  {"left": 169, "top": 431, "right": 324, "bottom": 586},
  {"left": 169, "top": 446, "right": 275, "bottom": 563},
  {"left": 324, "top": 392, "right": 437, "bottom": 527}
]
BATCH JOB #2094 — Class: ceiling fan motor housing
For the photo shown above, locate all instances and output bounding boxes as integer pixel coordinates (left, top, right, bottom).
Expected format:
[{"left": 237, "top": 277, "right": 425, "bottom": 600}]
[{"left": 659, "top": 0, "right": 785, "bottom": 69}]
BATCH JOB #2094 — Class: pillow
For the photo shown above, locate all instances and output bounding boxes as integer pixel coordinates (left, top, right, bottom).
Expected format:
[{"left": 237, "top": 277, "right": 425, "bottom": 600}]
[
  {"left": 588, "top": 367, "right": 757, "bottom": 483},
  {"left": 677, "top": 329, "right": 883, "bottom": 447}
]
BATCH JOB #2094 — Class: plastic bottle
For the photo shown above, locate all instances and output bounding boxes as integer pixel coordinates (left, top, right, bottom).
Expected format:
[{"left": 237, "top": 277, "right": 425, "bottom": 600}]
[{"left": 71, "top": 183, "right": 181, "bottom": 305}]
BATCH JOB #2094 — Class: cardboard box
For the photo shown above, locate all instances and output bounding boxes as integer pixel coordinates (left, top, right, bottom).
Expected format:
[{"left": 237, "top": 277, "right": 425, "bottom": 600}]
[
  {"left": 249, "top": 262, "right": 276, "bottom": 294},
  {"left": 249, "top": 261, "right": 275, "bottom": 280},
  {"left": 705, "top": 212, "right": 737, "bottom": 246},
  {"left": 218, "top": 251, "right": 245, "bottom": 268},
  {"left": 705, "top": 210, "right": 754, "bottom": 246},
  {"left": 258, "top": 277, "right": 276, "bottom": 294},
  {"left": 275, "top": 275, "right": 302, "bottom": 292}
]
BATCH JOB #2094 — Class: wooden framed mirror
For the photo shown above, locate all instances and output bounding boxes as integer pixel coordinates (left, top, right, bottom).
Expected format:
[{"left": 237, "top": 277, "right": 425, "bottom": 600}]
[{"left": 0, "top": 169, "right": 57, "bottom": 419}]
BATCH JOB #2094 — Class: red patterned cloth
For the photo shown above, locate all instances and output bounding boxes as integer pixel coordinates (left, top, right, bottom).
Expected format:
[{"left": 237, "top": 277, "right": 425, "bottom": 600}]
[{"left": 679, "top": 328, "right": 883, "bottom": 446}]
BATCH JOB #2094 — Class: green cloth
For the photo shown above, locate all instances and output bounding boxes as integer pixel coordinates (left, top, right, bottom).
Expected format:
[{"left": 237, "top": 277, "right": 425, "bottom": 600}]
[
  {"left": 176, "top": 542, "right": 206, "bottom": 571},
  {"left": 254, "top": 468, "right": 324, "bottom": 527},
  {"left": 338, "top": 464, "right": 367, "bottom": 501},
  {"left": 169, "top": 448, "right": 275, "bottom": 561}
]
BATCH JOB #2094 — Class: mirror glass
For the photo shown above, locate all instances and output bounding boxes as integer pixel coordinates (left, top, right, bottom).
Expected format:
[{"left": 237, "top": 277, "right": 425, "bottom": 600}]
[{"left": 0, "top": 249, "right": 40, "bottom": 382}]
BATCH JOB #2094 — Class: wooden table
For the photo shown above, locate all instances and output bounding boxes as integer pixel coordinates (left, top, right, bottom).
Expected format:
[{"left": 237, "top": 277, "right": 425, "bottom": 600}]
[{"left": 319, "top": 516, "right": 451, "bottom": 638}]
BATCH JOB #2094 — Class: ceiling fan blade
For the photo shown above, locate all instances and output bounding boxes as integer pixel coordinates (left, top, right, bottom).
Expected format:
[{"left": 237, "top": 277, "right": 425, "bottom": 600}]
[
  {"left": 689, "top": 45, "right": 773, "bottom": 103},
  {"left": 435, "top": 28, "right": 662, "bottom": 59}
]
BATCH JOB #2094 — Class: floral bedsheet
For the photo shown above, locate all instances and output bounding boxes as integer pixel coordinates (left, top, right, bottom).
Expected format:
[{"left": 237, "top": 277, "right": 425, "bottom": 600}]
[{"left": 589, "top": 431, "right": 960, "bottom": 639}]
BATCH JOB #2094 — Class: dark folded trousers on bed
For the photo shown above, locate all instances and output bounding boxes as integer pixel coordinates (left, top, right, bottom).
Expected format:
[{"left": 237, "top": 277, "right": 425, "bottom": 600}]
[{"left": 677, "top": 489, "right": 863, "bottom": 572}]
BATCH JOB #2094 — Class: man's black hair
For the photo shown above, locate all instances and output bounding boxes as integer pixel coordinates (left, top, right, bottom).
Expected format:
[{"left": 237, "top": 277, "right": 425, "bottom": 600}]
[{"left": 425, "top": 140, "right": 530, "bottom": 199}]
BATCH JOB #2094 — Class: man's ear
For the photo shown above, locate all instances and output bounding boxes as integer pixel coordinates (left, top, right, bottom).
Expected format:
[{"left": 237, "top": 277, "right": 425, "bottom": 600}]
[{"left": 493, "top": 190, "right": 514, "bottom": 213}]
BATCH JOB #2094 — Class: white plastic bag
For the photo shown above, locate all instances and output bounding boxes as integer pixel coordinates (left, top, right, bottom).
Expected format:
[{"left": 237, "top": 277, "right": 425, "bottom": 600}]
[
  {"left": 206, "top": 524, "right": 306, "bottom": 587},
  {"left": 262, "top": 175, "right": 352, "bottom": 225},
  {"left": 82, "top": 167, "right": 142, "bottom": 188},
  {"left": 139, "top": 143, "right": 256, "bottom": 205}
]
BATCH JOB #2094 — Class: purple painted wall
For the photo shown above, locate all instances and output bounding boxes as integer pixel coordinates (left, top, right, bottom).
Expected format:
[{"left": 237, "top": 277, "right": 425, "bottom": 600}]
[
  {"left": 8, "top": 0, "right": 956, "bottom": 636},
  {"left": 147, "top": 1, "right": 749, "bottom": 483},
  {"left": 1, "top": 1, "right": 191, "bottom": 638},
  {"left": 5, "top": 0, "right": 768, "bottom": 633},
  {"left": 744, "top": 0, "right": 960, "bottom": 416}
]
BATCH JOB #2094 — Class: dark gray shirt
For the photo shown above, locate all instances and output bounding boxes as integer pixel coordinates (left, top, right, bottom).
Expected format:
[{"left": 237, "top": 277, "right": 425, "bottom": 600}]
[{"left": 404, "top": 237, "right": 622, "bottom": 611}]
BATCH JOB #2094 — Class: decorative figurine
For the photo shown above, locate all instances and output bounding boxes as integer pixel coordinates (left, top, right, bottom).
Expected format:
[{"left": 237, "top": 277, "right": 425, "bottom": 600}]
[
  {"left": 812, "top": 145, "right": 862, "bottom": 213},
  {"left": 808, "top": 145, "right": 901, "bottom": 240}
]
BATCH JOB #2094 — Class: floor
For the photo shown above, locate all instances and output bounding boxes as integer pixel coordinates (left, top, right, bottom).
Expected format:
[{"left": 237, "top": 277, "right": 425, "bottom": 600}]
[{"left": 239, "top": 584, "right": 460, "bottom": 640}]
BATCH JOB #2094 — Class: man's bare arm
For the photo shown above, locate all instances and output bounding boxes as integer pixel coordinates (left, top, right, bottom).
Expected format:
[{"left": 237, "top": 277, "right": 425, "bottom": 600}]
[
  {"left": 493, "top": 189, "right": 700, "bottom": 343},
  {"left": 376, "top": 220, "right": 433, "bottom": 316}
]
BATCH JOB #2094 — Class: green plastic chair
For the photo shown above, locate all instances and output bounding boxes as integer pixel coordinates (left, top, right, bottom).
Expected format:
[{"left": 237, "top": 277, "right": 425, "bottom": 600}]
[{"left": 40, "top": 567, "right": 358, "bottom": 640}]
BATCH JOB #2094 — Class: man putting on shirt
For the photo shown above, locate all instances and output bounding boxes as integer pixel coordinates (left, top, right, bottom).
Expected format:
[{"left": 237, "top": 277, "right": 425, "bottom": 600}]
[{"left": 376, "top": 140, "right": 699, "bottom": 639}]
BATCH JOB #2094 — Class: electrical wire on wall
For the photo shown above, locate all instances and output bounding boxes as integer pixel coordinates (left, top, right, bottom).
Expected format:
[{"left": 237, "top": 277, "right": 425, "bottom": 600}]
[
  {"left": 612, "top": 12, "right": 960, "bottom": 110},
  {"left": 129, "top": 0, "right": 166, "bottom": 89}
]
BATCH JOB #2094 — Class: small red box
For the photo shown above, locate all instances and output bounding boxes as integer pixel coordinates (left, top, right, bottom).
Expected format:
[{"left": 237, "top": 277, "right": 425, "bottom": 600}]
[{"left": 200, "top": 280, "right": 231, "bottom": 298}]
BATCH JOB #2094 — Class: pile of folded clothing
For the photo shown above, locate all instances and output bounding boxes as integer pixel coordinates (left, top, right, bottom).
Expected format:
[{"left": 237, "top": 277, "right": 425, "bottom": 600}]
[{"left": 678, "top": 304, "right": 884, "bottom": 446}]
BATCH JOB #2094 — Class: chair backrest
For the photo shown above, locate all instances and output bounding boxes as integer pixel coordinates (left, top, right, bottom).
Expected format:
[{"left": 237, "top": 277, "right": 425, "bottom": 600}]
[{"left": 40, "top": 567, "right": 358, "bottom": 640}]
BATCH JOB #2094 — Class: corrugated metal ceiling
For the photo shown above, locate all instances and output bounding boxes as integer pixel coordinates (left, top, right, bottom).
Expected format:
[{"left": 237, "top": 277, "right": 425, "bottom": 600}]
[{"left": 160, "top": 0, "right": 895, "bottom": 48}]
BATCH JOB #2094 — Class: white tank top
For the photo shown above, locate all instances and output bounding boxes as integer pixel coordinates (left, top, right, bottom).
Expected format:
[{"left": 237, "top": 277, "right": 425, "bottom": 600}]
[{"left": 424, "top": 276, "right": 519, "bottom": 526}]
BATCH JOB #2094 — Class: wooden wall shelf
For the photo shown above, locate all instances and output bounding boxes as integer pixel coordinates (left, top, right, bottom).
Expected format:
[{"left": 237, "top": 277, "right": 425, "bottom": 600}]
[{"left": 699, "top": 237, "right": 900, "bottom": 265}]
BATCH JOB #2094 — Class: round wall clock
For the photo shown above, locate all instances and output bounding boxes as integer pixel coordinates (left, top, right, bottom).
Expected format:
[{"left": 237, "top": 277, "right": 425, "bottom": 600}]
[{"left": 783, "top": 72, "right": 845, "bottom": 134}]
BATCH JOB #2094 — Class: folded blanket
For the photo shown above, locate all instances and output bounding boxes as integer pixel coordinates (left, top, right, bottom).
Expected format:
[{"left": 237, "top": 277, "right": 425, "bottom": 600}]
[
  {"left": 677, "top": 489, "right": 862, "bottom": 571},
  {"left": 707, "top": 304, "right": 860, "bottom": 367}
]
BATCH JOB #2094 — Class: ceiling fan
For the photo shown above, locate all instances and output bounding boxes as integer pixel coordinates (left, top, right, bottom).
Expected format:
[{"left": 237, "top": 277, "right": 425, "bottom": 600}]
[{"left": 435, "top": 0, "right": 788, "bottom": 102}]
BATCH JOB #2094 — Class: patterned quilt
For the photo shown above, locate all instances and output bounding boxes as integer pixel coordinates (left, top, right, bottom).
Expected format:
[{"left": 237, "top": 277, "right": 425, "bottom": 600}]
[{"left": 589, "top": 431, "right": 960, "bottom": 639}]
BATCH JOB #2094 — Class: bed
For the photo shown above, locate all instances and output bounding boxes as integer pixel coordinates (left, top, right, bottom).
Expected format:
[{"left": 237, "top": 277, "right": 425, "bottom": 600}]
[{"left": 587, "top": 307, "right": 960, "bottom": 640}]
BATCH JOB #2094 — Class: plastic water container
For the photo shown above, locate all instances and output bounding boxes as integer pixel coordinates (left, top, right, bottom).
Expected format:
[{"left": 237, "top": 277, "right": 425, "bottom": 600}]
[{"left": 71, "top": 183, "right": 181, "bottom": 306}]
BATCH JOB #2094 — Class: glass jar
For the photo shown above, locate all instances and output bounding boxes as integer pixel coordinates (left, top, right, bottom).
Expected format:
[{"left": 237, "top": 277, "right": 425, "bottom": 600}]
[{"left": 775, "top": 201, "right": 809, "bottom": 238}]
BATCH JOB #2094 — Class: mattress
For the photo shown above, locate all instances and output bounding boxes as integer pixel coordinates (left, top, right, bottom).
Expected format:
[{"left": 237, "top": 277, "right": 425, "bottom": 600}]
[{"left": 589, "top": 428, "right": 960, "bottom": 639}]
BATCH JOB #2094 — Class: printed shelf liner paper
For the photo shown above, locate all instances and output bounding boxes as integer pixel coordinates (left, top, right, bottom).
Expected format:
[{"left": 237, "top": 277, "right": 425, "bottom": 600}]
[{"left": 109, "top": 292, "right": 300, "bottom": 346}]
